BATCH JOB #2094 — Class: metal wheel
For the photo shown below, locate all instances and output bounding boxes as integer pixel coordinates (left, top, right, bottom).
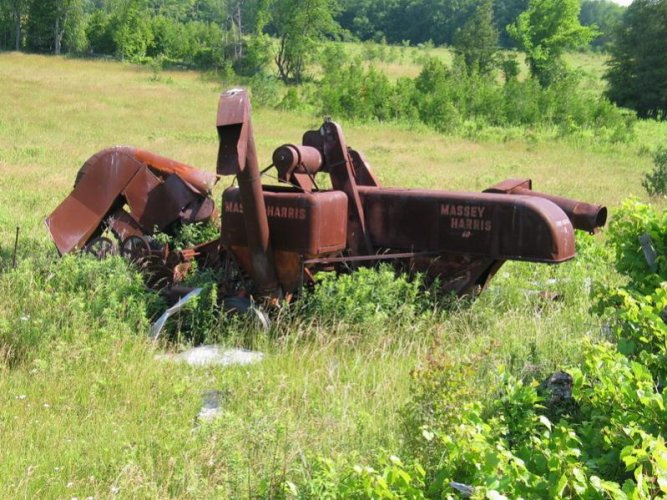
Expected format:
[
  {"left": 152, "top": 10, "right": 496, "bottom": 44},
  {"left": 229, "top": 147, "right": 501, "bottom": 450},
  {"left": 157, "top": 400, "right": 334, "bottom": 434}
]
[
  {"left": 121, "top": 235, "right": 151, "bottom": 263},
  {"left": 85, "top": 237, "right": 117, "bottom": 260},
  {"left": 223, "top": 296, "right": 271, "bottom": 331}
]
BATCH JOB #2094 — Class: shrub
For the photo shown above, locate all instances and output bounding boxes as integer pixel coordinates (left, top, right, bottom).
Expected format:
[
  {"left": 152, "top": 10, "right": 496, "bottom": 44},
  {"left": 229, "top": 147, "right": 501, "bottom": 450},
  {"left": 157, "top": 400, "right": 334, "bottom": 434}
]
[
  {"left": 303, "top": 265, "right": 429, "bottom": 325},
  {"left": 312, "top": 56, "right": 635, "bottom": 142},
  {"left": 293, "top": 201, "right": 667, "bottom": 497},
  {"left": 642, "top": 148, "right": 667, "bottom": 197},
  {"left": 604, "top": 199, "right": 667, "bottom": 293},
  {"left": 295, "top": 455, "right": 426, "bottom": 498},
  {"left": 0, "top": 256, "right": 161, "bottom": 366}
]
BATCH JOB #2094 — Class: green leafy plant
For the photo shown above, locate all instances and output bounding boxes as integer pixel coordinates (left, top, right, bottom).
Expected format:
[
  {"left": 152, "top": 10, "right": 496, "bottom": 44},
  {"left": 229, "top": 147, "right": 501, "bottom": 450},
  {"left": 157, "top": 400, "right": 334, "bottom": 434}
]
[
  {"left": 642, "top": 148, "right": 667, "bottom": 197},
  {"left": 303, "top": 265, "right": 429, "bottom": 325}
]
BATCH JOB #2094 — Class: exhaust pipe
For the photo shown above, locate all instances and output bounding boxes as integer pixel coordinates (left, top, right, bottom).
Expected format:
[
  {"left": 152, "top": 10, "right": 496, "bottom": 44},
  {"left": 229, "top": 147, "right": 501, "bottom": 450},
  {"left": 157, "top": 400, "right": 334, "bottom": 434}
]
[
  {"left": 514, "top": 188, "right": 607, "bottom": 233},
  {"left": 486, "top": 179, "right": 607, "bottom": 233}
]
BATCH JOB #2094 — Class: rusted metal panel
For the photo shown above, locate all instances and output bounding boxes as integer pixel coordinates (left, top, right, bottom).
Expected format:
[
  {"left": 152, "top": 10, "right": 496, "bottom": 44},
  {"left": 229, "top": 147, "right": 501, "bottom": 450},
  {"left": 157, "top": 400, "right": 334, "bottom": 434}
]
[
  {"left": 320, "top": 120, "right": 372, "bottom": 254},
  {"left": 46, "top": 146, "right": 216, "bottom": 255},
  {"left": 46, "top": 148, "right": 143, "bottom": 254},
  {"left": 359, "top": 187, "right": 575, "bottom": 263},
  {"left": 139, "top": 174, "right": 198, "bottom": 231},
  {"left": 107, "top": 209, "right": 144, "bottom": 241},
  {"left": 484, "top": 179, "right": 607, "bottom": 233},
  {"left": 222, "top": 187, "right": 348, "bottom": 256},
  {"left": 122, "top": 165, "right": 162, "bottom": 224},
  {"left": 217, "top": 89, "right": 279, "bottom": 299},
  {"left": 134, "top": 148, "right": 216, "bottom": 195}
]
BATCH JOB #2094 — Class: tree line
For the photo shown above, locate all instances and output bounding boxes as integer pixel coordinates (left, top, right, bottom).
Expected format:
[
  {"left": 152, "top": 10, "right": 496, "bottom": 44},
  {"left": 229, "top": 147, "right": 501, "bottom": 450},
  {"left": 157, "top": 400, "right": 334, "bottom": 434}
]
[
  {"left": 0, "top": 0, "right": 664, "bottom": 119},
  {"left": 0, "top": 0, "right": 624, "bottom": 59},
  {"left": 338, "top": 0, "right": 623, "bottom": 48}
]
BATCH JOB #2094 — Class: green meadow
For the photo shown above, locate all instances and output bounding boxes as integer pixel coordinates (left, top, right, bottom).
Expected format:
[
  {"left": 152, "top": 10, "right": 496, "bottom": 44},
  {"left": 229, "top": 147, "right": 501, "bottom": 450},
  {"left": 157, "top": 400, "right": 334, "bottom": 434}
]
[{"left": 1, "top": 51, "right": 666, "bottom": 497}]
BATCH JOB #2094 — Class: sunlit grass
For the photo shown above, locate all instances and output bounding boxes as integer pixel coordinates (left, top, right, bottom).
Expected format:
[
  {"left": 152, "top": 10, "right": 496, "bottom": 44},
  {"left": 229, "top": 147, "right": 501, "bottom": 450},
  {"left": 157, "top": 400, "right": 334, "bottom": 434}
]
[{"left": 0, "top": 51, "right": 665, "bottom": 496}]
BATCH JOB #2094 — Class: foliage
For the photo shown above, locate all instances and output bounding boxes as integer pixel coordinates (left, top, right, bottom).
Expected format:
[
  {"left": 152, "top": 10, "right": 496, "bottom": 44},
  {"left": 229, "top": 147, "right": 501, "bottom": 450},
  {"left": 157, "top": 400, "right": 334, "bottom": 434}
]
[
  {"left": 580, "top": 0, "right": 625, "bottom": 49},
  {"left": 642, "top": 148, "right": 667, "bottom": 197},
  {"left": 508, "top": 0, "right": 597, "bottom": 86},
  {"left": 452, "top": 0, "right": 499, "bottom": 76},
  {"left": 0, "top": 256, "right": 160, "bottom": 365},
  {"left": 24, "top": 0, "right": 86, "bottom": 54},
  {"left": 337, "top": 0, "right": 493, "bottom": 47},
  {"left": 270, "top": 0, "right": 340, "bottom": 83},
  {"left": 303, "top": 265, "right": 429, "bottom": 325},
  {"left": 604, "top": 199, "right": 667, "bottom": 293},
  {"left": 606, "top": 0, "right": 667, "bottom": 119},
  {"left": 289, "top": 201, "right": 667, "bottom": 497},
  {"left": 316, "top": 56, "right": 634, "bottom": 141},
  {"left": 112, "top": 0, "right": 154, "bottom": 61},
  {"left": 295, "top": 455, "right": 426, "bottom": 498},
  {"left": 153, "top": 220, "right": 219, "bottom": 252}
]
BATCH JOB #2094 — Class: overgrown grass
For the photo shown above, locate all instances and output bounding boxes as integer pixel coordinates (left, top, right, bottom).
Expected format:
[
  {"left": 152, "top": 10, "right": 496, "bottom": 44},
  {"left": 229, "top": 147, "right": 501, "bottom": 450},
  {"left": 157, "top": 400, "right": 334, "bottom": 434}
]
[{"left": 0, "top": 52, "right": 665, "bottom": 496}]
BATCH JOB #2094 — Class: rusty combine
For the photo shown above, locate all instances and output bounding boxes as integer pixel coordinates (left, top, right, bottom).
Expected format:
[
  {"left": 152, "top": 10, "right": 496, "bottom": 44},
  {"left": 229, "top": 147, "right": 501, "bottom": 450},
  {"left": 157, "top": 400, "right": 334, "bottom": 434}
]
[{"left": 47, "top": 88, "right": 607, "bottom": 311}]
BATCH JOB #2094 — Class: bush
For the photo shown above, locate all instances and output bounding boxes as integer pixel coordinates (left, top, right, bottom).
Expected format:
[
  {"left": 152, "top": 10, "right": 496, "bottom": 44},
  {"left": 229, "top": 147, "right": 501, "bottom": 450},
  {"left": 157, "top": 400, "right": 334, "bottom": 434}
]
[
  {"left": 303, "top": 265, "right": 429, "bottom": 325},
  {"left": 312, "top": 56, "right": 635, "bottom": 142},
  {"left": 0, "top": 256, "right": 161, "bottom": 366},
  {"left": 642, "top": 148, "right": 667, "bottom": 197},
  {"left": 293, "top": 200, "right": 667, "bottom": 497}
]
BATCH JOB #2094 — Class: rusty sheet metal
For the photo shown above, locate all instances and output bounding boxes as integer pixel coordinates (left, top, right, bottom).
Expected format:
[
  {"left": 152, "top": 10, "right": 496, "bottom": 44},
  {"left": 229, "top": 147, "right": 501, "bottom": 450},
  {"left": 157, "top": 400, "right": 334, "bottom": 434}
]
[
  {"left": 217, "top": 88, "right": 279, "bottom": 299},
  {"left": 182, "top": 197, "right": 216, "bottom": 224},
  {"left": 484, "top": 179, "right": 607, "bottom": 233},
  {"left": 46, "top": 146, "right": 216, "bottom": 255},
  {"left": 358, "top": 187, "right": 576, "bottom": 263},
  {"left": 222, "top": 186, "right": 348, "bottom": 256},
  {"left": 108, "top": 209, "right": 144, "bottom": 241},
  {"left": 122, "top": 165, "right": 162, "bottom": 223},
  {"left": 46, "top": 148, "right": 144, "bottom": 254},
  {"left": 134, "top": 148, "right": 216, "bottom": 195},
  {"left": 138, "top": 174, "right": 198, "bottom": 231},
  {"left": 217, "top": 88, "right": 252, "bottom": 176},
  {"left": 319, "top": 120, "right": 372, "bottom": 254}
]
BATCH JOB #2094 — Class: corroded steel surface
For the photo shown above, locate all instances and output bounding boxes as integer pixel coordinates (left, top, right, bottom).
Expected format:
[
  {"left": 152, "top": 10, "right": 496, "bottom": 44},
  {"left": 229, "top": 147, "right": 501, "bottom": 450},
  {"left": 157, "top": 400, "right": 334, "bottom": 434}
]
[
  {"left": 484, "top": 179, "right": 607, "bottom": 233},
  {"left": 217, "top": 88, "right": 279, "bottom": 299},
  {"left": 359, "top": 187, "right": 575, "bottom": 262},
  {"left": 46, "top": 87, "right": 607, "bottom": 304},
  {"left": 46, "top": 147, "right": 216, "bottom": 255}
]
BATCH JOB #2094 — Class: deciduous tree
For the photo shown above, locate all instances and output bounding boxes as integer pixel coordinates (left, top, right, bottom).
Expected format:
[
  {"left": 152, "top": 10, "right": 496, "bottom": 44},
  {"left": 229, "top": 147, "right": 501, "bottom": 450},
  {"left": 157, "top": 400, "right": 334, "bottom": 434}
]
[
  {"left": 605, "top": 0, "right": 667, "bottom": 119},
  {"left": 452, "top": 0, "right": 499, "bottom": 76},
  {"left": 271, "top": 0, "right": 339, "bottom": 83},
  {"left": 25, "top": 0, "right": 85, "bottom": 54},
  {"left": 508, "top": 0, "right": 596, "bottom": 86}
]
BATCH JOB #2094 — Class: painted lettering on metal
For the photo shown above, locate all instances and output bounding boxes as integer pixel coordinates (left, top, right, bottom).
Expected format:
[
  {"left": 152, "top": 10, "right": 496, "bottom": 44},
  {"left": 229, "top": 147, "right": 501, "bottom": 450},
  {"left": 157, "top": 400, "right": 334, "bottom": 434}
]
[
  {"left": 440, "top": 203, "right": 492, "bottom": 232},
  {"left": 225, "top": 201, "right": 306, "bottom": 220}
]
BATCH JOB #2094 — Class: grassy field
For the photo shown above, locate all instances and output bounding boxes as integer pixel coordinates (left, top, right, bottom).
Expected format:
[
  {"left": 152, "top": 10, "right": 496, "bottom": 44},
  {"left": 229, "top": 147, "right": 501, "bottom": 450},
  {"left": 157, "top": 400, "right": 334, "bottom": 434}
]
[{"left": 1, "top": 52, "right": 666, "bottom": 497}]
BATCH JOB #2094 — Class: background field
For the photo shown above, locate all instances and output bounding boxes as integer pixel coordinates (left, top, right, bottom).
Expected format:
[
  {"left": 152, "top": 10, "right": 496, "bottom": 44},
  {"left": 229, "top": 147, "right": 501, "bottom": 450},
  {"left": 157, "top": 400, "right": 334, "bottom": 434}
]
[{"left": 1, "top": 52, "right": 666, "bottom": 497}]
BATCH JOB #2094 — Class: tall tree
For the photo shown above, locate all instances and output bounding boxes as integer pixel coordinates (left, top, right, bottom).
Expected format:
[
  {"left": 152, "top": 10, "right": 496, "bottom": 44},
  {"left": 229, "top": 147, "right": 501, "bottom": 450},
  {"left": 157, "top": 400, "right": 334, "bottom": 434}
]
[
  {"left": 508, "top": 0, "right": 597, "bottom": 86},
  {"left": 25, "top": 0, "right": 85, "bottom": 54},
  {"left": 452, "top": 0, "right": 499, "bottom": 75},
  {"left": 580, "top": 0, "right": 625, "bottom": 49},
  {"left": 110, "top": 0, "right": 153, "bottom": 60},
  {"left": 3, "top": 0, "right": 28, "bottom": 50},
  {"left": 605, "top": 0, "right": 667, "bottom": 119},
  {"left": 271, "top": 0, "right": 339, "bottom": 83},
  {"left": 494, "top": 0, "right": 529, "bottom": 47}
]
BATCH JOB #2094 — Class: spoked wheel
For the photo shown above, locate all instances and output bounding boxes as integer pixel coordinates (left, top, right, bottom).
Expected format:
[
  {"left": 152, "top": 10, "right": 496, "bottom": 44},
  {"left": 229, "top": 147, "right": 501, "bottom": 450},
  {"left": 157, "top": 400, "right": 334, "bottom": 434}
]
[
  {"left": 85, "top": 237, "right": 117, "bottom": 260},
  {"left": 121, "top": 235, "right": 151, "bottom": 264}
]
